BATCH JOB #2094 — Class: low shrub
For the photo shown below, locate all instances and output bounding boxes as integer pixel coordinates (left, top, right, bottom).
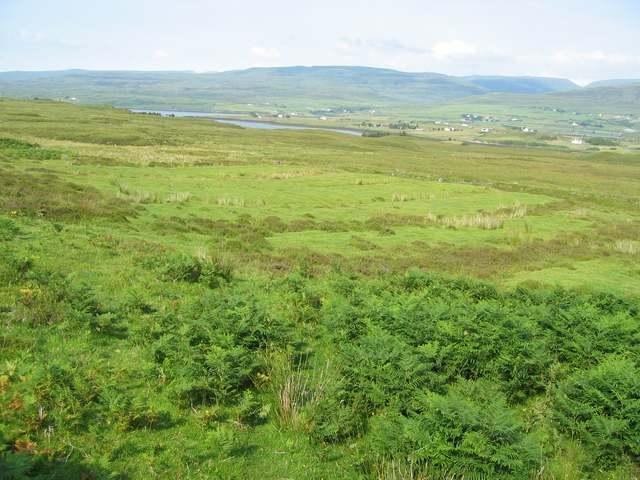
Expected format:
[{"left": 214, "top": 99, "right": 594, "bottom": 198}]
[
  {"left": 310, "top": 384, "right": 367, "bottom": 443},
  {"left": 585, "top": 137, "right": 619, "bottom": 146},
  {"left": 339, "top": 330, "right": 439, "bottom": 413},
  {"left": 153, "top": 289, "right": 292, "bottom": 407},
  {"left": 0, "top": 168, "right": 135, "bottom": 220},
  {"left": 152, "top": 315, "right": 258, "bottom": 406},
  {"left": 365, "top": 380, "right": 541, "bottom": 479},
  {"left": 0, "top": 252, "right": 33, "bottom": 285},
  {"left": 14, "top": 286, "right": 69, "bottom": 326},
  {"left": 553, "top": 357, "right": 640, "bottom": 467},
  {"left": 162, "top": 253, "right": 232, "bottom": 288},
  {"left": 0, "top": 216, "right": 20, "bottom": 241},
  {"left": 362, "top": 130, "right": 390, "bottom": 138},
  {"left": 0, "top": 137, "right": 63, "bottom": 161},
  {"left": 99, "top": 388, "right": 173, "bottom": 431}
]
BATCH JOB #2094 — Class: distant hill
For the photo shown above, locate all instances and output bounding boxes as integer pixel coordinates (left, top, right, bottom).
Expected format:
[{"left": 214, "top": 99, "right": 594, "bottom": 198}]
[
  {"left": 440, "top": 83, "right": 640, "bottom": 115},
  {"left": 587, "top": 79, "right": 640, "bottom": 88},
  {"left": 553, "top": 84, "right": 640, "bottom": 113},
  {"left": 465, "top": 75, "right": 577, "bottom": 93},
  {"left": 4, "top": 67, "right": 635, "bottom": 116},
  {"left": 0, "top": 66, "right": 579, "bottom": 111}
]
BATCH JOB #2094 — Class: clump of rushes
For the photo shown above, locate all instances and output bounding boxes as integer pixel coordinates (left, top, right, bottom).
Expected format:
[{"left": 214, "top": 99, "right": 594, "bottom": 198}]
[
  {"left": 612, "top": 239, "right": 639, "bottom": 255},
  {"left": 265, "top": 351, "right": 329, "bottom": 430},
  {"left": 216, "top": 197, "right": 246, "bottom": 207},
  {"left": 116, "top": 183, "right": 160, "bottom": 203},
  {"left": 165, "top": 191, "right": 192, "bottom": 203}
]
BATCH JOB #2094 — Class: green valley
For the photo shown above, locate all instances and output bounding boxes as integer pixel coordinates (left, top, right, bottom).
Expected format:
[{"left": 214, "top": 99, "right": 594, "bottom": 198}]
[{"left": 1, "top": 98, "right": 639, "bottom": 478}]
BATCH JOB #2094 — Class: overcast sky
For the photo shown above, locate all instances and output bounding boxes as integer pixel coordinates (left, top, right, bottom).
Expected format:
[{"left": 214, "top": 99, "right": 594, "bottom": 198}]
[{"left": 1, "top": 0, "right": 639, "bottom": 84}]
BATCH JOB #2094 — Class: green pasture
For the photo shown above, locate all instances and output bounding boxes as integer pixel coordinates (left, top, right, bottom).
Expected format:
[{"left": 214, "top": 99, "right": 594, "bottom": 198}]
[
  {"left": 1, "top": 98, "right": 638, "bottom": 291},
  {"left": 1, "top": 98, "right": 640, "bottom": 479}
]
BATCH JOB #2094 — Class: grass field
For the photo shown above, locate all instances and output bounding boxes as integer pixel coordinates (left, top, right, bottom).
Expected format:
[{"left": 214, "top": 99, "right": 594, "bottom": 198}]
[
  {"left": 1, "top": 98, "right": 638, "bottom": 292},
  {"left": 1, "top": 98, "right": 640, "bottom": 479}
]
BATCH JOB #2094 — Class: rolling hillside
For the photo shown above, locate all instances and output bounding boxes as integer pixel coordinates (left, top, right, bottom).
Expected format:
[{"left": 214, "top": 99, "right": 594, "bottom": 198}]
[
  {"left": 1, "top": 99, "right": 640, "bottom": 478},
  {"left": 588, "top": 79, "right": 640, "bottom": 88},
  {"left": 464, "top": 75, "right": 576, "bottom": 93},
  {"left": 434, "top": 83, "right": 640, "bottom": 116},
  {"left": 0, "top": 66, "right": 578, "bottom": 111}
]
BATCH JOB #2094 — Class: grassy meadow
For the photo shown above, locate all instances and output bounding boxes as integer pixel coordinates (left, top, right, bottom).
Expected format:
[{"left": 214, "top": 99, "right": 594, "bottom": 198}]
[{"left": 1, "top": 98, "right": 640, "bottom": 479}]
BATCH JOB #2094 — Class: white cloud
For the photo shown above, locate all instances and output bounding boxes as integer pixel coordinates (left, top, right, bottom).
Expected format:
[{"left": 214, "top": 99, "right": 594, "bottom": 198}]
[
  {"left": 336, "top": 37, "right": 425, "bottom": 56},
  {"left": 250, "top": 46, "right": 281, "bottom": 60},
  {"left": 431, "top": 40, "right": 477, "bottom": 59},
  {"left": 336, "top": 38, "right": 364, "bottom": 55},
  {"left": 154, "top": 49, "right": 169, "bottom": 58},
  {"left": 19, "top": 29, "right": 46, "bottom": 43}
]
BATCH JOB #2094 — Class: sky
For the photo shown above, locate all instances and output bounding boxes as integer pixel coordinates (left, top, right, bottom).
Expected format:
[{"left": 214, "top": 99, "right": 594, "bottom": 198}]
[{"left": 1, "top": 0, "right": 639, "bottom": 84}]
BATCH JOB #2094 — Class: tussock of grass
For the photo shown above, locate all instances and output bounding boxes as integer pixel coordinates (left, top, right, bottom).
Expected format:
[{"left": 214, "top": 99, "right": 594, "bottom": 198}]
[
  {"left": 351, "top": 235, "right": 379, "bottom": 250},
  {"left": 165, "top": 191, "right": 193, "bottom": 203},
  {"left": 266, "top": 352, "right": 329, "bottom": 430},
  {"left": 391, "top": 192, "right": 443, "bottom": 203},
  {"left": 371, "top": 457, "right": 423, "bottom": 480},
  {"left": 502, "top": 202, "right": 529, "bottom": 218},
  {"left": 116, "top": 183, "right": 160, "bottom": 203},
  {"left": 429, "top": 212, "right": 505, "bottom": 230},
  {"left": 569, "top": 207, "right": 591, "bottom": 218},
  {"left": 216, "top": 197, "right": 246, "bottom": 207},
  {"left": 425, "top": 203, "right": 529, "bottom": 230},
  {"left": 116, "top": 184, "right": 193, "bottom": 204},
  {"left": 265, "top": 170, "right": 321, "bottom": 180},
  {"left": 391, "top": 192, "right": 411, "bottom": 202},
  {"left": 612, "top": 239, "right": 639, "bottom": 255}
]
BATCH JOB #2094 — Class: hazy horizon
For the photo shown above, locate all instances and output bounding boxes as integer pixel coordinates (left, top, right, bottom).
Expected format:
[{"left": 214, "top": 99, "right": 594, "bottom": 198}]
[{"left": 1, "top": 0, "right": 639, "bottom": 85}]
